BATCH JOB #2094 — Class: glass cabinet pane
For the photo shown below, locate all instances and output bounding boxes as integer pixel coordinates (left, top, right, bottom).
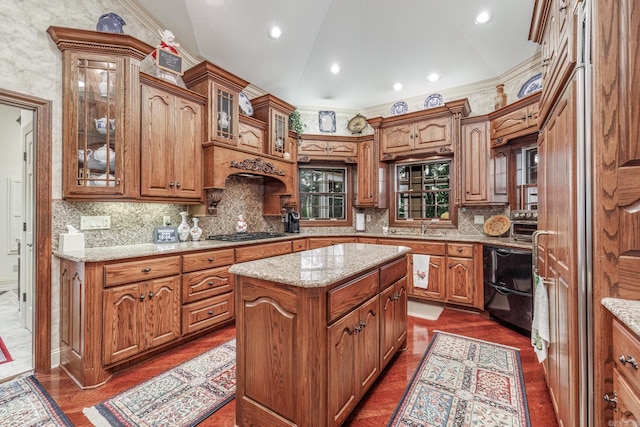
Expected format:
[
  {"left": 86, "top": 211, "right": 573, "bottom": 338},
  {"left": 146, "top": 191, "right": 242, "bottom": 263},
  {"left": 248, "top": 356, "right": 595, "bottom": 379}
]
[
  {"left": 273, "top": 113, "right": 286, "bottom": 156},
  {"left": 216, "top": 88, "right": 235, "bottom": 141},
  {"left": 76, "top": 59, "right": 117, "bottom": 189}
]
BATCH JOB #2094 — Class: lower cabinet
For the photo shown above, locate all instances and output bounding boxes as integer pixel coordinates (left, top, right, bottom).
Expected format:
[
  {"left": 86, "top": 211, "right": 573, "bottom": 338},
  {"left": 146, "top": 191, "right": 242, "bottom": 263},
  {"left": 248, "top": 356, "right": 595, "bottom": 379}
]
[
  {"left": 380, "top": 276, "right": 408, "bottom": 369},
  {"left": 308, "top": 236, "right": 357, "bottom": 249},
  {"left": 103, "top": 276, "right": 181, "bottom": 365},
  {"left": 609, "top": 319, "right": 640, "bottom": 424}
]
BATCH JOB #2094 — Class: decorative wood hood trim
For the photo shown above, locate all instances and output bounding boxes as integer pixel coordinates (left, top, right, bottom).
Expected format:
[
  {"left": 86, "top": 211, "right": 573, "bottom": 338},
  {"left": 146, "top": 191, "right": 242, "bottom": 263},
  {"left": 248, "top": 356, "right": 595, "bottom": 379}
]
[{"left": 46, "top": 26, "right": 154, "bottom": 60}]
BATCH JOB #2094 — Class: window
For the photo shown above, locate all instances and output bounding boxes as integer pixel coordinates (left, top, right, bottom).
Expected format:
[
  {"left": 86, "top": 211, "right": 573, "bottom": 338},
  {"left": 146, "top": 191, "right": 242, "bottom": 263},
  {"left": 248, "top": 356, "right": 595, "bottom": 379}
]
[
  {"left": 299, "top": 167, "right": 347, "bottom": 221},
  {"left": 395, "top": 160, "right": 450, "bottom": 220}
]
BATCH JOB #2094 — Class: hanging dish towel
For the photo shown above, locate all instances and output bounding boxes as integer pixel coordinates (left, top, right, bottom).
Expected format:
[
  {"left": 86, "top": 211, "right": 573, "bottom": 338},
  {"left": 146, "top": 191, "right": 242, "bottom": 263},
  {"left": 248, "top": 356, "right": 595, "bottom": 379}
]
[
  {"left": 413, "top": 254, "right": 430, "bottom": 289},
  {"left": 531, "top": 272, "right": 550, "bottom": 363}
]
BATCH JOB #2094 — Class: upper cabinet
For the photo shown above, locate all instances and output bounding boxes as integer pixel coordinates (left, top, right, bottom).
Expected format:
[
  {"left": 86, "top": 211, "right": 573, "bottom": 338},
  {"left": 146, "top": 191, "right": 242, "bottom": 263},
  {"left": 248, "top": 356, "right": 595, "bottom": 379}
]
[
  {"left": 297, "top": 134, "right": 358, "bottom": 162},
  {"left": 182, "top": 61, "right": 249, "bottom": 146},
  {"left": 48, "top": 26, "right": 153, "bottom": 200},
  {"left": 375, "top": 99, "right": 470, "bottom": 162},
  {"left": 48, "top": 26, "right": 206, "bottom": 203},
  {"left": 237, "top": 115, "right": 266, "bottom": 154},
  {"left": 251, "top": 94, "right": 295, "bottom": 159},
  {"left": 488, "top": 92, "right": 541, "bottom": 147}
]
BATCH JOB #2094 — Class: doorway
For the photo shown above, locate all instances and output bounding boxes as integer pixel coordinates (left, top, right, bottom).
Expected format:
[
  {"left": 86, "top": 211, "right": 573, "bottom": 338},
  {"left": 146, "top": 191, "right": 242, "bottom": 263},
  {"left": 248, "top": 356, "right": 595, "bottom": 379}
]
[{"left": 0, "top": 104, "right": 34, "bottom": 381}]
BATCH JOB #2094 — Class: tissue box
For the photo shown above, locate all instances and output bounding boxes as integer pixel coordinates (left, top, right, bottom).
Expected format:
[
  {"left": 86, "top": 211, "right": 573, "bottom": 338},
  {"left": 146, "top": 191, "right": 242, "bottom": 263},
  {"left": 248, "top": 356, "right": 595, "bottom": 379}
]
[{"left": 59, "top": 233, "right": 85, "bottom": 253}]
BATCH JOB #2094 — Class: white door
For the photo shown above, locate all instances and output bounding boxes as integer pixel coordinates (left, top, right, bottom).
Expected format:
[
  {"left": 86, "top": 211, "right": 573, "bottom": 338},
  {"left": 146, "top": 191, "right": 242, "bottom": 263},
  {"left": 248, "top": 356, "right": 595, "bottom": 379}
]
[{"left": 20, "top": 115, "right": 34, "bottom": 331}]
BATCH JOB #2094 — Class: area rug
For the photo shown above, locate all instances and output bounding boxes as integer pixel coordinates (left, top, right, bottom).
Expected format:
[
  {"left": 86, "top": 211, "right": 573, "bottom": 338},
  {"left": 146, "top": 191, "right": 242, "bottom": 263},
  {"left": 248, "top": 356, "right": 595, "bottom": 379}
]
[
  {"left": 0, "top": 374, "right": 74, "bottom": 426},
  {"left": 83, "top": 338, "right": 236, "bottom": 427},
  {"left": 388, "top": 331, "right": 531, "bottom": 427},
  {"left": 0, "top": 336, "right": 12, "bottom": 364}
]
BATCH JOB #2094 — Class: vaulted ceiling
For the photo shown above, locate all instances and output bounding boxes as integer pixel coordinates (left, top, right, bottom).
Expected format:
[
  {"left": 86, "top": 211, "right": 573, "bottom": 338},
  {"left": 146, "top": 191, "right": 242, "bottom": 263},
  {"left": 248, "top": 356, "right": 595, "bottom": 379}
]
[{"left": 132, "top": 0, "right": 539, "bottom": 110}]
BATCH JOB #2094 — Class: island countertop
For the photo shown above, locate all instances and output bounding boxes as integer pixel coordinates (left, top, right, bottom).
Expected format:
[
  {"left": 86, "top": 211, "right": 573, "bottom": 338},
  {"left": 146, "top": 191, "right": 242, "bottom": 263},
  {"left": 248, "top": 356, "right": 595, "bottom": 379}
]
[{"left": 228, "top": 242, "right": 410, "bottom": 288}]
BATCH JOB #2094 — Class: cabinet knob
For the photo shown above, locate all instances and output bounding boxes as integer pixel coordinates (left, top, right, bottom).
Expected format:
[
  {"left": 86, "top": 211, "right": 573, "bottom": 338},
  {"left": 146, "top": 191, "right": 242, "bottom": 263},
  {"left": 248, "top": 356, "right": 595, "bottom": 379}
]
[
  {"left": 457, "top": 247, "right": 463, "bottom": 253},
  {"left": 331, "top": 241, "right": 336, "bottom": 245},
  {"left": 142, "top": 267, "right": 151, "bottom": 273},
  {"left": 148, "top": 291, "right": 154, "bottom": 299},
  {"left": 176, "top": 182, "right": 181, "bottom": 188},
  {"left": 359, "top": 320, "right": 367, "bottom": 328},
  {"left": 448, "top": 263, "right": 453, "bottom": 268},
  {"left": 208, "top": 310, "right": 214, "bottom": 315},
  {"left": 208, "top": 257, "right": 214, "bottom": 262},
  {"left": 603, "top": 392, "right": 618, "bottom": 410},
  {"left": 354, "top": 325, "right": 362, "bottom": 333},
  {"left": 619, "top": 354, "right": 639, "bottom": 370},
  {"left": 169, "top": 182, "right": 174, "bottom": 188},
  {"left": 208, "top": 281, "right": 214, "bottom": 286},
  {"left": 559, "top": 4, "right": 567, "bottom": 11},
  {"left": 139, "top": 294, "right": 145, "bottom": 301},
  {"left": 521, "top": 114, "right": 527, "bottom": 121}
]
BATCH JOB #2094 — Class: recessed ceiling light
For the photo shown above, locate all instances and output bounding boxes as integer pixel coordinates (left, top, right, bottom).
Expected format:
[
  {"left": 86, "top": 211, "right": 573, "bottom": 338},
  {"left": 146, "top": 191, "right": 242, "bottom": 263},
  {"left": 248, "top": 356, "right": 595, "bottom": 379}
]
[
  {"left": 393, "top": 83, "right": 403, "bottom": 91},
  {"left": 427, "top": 73, "right": 440, "bottom": 82},
  {"left": 475, "top": 11, "right": 492, "bottom": 24},
  {"left": 267, "top": 26, "right": 282, "bottom": 39},
  {"left": 330, "top": 63, "right": 340, "bottom": 74}
]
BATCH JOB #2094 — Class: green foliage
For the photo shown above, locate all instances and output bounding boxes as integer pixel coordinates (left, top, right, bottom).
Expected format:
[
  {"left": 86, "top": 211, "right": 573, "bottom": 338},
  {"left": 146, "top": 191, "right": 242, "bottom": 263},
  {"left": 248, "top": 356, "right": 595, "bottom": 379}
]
[{"left": 288, "top": 110, "right": 306, "bottom": 135}]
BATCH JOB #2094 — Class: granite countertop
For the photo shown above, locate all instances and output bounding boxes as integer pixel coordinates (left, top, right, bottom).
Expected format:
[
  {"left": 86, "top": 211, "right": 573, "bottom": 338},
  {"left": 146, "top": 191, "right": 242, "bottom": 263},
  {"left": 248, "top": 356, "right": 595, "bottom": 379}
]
[
  {"left": 53, "top": 232, "right": 531, "bottom": 263},
  {"left": 228, "top": 243, "right": 411, "bottom": 288},
  {"left": 602, "top": 297, "right": 640, "bottom": 337}
]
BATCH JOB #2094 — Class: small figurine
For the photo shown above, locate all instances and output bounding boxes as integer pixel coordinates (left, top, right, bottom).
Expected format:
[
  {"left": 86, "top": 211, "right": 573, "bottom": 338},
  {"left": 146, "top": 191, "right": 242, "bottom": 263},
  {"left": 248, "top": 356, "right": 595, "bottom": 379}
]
[
  {"left": 152, "top": 29, "right": 180, "bottom": 60},
  {"left": 235, "top": 215, "right": 248, "bottom": 234}
]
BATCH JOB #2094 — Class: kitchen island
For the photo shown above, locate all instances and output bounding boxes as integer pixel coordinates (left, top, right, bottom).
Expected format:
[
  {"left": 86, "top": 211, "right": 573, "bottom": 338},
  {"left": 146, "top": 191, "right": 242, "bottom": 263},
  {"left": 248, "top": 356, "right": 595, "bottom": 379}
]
[{"left": 229, "top": 243, "right": 411, "bottom": 427}]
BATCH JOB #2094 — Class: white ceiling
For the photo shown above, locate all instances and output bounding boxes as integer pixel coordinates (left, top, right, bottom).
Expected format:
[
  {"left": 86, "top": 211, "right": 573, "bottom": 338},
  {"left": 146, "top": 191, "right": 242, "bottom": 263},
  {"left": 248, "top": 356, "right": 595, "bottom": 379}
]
[{"left": 133, "top": 0, "right": 540, "bottom": 110}]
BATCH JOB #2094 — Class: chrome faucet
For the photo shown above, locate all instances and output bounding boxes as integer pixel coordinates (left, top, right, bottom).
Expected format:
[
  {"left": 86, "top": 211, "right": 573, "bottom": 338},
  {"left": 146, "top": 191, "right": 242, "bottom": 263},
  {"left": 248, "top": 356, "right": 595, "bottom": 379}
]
[{"left": 421, "top": 218, "right": 439, "bottom": 234}]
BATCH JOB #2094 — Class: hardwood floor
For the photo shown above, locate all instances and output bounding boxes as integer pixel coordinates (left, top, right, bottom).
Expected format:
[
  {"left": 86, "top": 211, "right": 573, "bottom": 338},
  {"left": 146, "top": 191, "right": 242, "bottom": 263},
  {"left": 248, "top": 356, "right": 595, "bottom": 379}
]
[{"left": 35, "top": 308, "right": 557, "bottom": 426}]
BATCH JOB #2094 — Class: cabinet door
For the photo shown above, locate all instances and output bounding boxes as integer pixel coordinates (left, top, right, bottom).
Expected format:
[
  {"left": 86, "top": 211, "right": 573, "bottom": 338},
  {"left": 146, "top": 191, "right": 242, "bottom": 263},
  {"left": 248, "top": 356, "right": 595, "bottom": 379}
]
[
  {"left": 173, "top": 96, "right": 203, "bottom": 199},
  {"left": 356, "top": 139, "right": 375, "bottom": 206},
  {"left": 356, "top": 295, "right": 380, "bottom": 395},
  {"left": 60, "top": 260, "right": 84, "bottom": 357},
  {"left": 613, "top": 369, "right": 640, "bottom": 426},
  {"left": 462, "top": 120, "right": 489, "bottom": 204},
  {"left": 212, "top": 81, "right": 239, "bottom": 145},
  {"left": 410, "top": 254, "right": 446, "bottom": 301},
  {"left": 325, "top": 140, "right": 357, "bottom": 158},
  {"left": 103, "top": 283, "right": 144, "bottom": 364},
  {"left": 328, "top": 310, "right": 358, "bottom": 426},
  {"left": 381, "top": 124, "right": 413, "bottom": 154},
  {"left": 414, "top": 116, "right": 452, "bottom": 153},
  {"left": 145, "top": 276, "right": 181, "bottom": 349},
  {"left": 379, "top": 284, "right": 397, "bottom": 369},
  {"left": 238, "top": 120, "right": 264, "bottom": 153},
  {"left": 141, "top": 84, "right": 175, "bottom": 198},
  {"left": 394, "top": 277, "right": 408, "bottom": 350},
  {"left": 490, "top": 148, "right": 509, "bottom": 204},
  {"left": 446, "top": 256, "right": 475, "bottom": 306}
]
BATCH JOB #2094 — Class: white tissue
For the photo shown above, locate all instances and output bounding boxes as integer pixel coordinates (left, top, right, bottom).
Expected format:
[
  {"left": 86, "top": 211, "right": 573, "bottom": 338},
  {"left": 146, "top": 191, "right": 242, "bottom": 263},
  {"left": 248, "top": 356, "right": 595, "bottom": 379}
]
[{"left": 66, "top": 224, "right": 79, "bottom": 234}]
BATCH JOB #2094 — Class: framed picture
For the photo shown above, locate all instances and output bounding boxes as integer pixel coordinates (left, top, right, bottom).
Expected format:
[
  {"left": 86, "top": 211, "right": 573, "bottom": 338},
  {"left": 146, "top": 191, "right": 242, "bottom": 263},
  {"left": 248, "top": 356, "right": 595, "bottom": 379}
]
[
  {"left": 319, "top": 111, "right": 336, "bottom": 133},
  {"left": 153, "top": 226, "right": 179, "bottom": 244}
]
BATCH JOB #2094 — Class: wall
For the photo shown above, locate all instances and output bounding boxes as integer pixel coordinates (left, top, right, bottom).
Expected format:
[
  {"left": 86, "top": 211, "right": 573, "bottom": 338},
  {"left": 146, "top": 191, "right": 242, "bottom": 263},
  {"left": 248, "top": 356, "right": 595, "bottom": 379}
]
[{"left": 0, "top": 105, "right": 23, "bottom": 286}]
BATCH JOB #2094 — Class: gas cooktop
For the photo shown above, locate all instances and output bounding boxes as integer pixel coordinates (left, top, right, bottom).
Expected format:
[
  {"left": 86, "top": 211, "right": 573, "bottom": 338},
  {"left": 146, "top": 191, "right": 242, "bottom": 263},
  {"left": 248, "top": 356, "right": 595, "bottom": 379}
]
[{"left": 207, "top": 232, "right": 286, "bottom": 242}]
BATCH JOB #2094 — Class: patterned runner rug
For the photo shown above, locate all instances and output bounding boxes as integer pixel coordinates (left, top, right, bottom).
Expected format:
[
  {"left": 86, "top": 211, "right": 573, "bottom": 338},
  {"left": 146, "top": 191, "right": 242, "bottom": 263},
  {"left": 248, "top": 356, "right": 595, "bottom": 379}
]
[
  {"left": 388, "top": 331, "right": 531, "bottom": 427},
  {"left": 0, "top": 374, "right": 74, "bottom": 426},
  {"left": 84, "top": 338, "right": 236, "bottom": 427},
  {"left": 0, "top": 336, "right": 13, "bottom": 364}
]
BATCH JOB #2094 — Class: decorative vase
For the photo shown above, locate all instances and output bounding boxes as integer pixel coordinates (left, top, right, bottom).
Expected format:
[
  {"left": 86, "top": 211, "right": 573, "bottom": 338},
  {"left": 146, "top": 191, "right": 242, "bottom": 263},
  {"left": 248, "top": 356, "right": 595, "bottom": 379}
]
[
  {"left": 494, "top": 84, "right": 507, "bottom": 110},
  {"left": 190, "top": 218, "right": 202, "bottom": 241},
  {"left": 98, "top": 71, "right": 108, "bottom": 97},
  {"left": 96, "top": 13, "right": 126, "bottom": 34},
  {"left": 235, "top": 214, "right": 248, "bottom": 234},
  {"left": 177, "top": 211, "right": 190, "bottom": 242}
]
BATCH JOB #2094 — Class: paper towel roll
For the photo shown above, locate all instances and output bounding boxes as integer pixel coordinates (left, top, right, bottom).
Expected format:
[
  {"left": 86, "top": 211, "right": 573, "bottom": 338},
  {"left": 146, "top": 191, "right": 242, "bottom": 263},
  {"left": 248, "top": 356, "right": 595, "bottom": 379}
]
[{"left": 355, "top": 213, "right": 366, "bottom": 231}]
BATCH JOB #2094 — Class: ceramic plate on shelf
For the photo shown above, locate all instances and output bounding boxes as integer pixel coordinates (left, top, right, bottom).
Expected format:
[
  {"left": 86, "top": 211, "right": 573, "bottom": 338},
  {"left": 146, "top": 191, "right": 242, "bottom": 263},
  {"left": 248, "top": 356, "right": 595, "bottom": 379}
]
[
  {"left": 424, "top": 93, "right": 444, "bottom": 109},
  {"left": 390, "top": 101, "right": 408, "bottom": 116},
  {"left": 319, "top": 111, "right": 336, "bottom": 133},
  {"left": 238, "top": 91, "right": 253, "bottom": 116},
  {"left": 517, "top": 73, "right": 542, "bottom": 98}
]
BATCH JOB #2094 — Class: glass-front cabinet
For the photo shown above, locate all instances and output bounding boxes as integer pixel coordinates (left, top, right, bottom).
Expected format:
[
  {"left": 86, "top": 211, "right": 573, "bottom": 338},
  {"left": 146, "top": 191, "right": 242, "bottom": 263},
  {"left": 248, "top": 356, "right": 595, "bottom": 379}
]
[{"left": 48, "top": 26, "right": 151, "bottom": 199}]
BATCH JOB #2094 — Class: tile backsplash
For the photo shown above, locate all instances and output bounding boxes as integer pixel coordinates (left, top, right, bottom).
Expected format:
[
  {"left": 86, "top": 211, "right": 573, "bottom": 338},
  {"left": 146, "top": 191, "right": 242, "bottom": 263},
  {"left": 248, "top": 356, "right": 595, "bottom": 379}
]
[{"left": 53, "top": 175, "right": 509, "bottom": 249}]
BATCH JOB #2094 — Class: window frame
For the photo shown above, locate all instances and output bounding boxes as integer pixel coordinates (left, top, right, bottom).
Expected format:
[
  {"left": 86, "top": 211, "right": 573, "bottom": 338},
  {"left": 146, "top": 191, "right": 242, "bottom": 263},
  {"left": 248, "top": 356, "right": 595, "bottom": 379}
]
[
  {"left": 390, "top": 157, "right": 456, "bottom": 229},
  {"left": 298, "top": 165, "right": 352, "bottom": 227}
]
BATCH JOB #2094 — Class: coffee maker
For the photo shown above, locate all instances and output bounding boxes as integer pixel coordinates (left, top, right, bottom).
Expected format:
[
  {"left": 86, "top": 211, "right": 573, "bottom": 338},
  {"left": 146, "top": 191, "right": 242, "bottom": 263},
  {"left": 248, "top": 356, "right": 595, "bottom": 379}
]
[{"left": 285, "top": 211, "right": 300, "bottom": 233}]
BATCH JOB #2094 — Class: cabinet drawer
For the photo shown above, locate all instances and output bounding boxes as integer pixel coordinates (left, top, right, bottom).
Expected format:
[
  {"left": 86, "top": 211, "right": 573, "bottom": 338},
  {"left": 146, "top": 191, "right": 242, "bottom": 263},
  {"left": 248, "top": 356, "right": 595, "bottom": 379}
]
[
  {"left": 182, "top": 248, "right": 234, "bottom": 273},
  {"left": 613, "top": 320, "right": 640, "bottom": 392},
  {"left": 327, "top": 270, "right": 379, "bottom": 323},
  {"left": 447, "top": 243, "right": 474, "bottom": 258},
  {"left": 182, "top": 266, "right": 233, "bottom": 304},
  {"left": 380, "top": 239, "right": 446, "bottom": 256},
  {"left": 103, "top": 256, "right": 181, "bottom": 287},
  {"left": 182, "top": 292, "right": 234, "bottom": 335},
  {"left": 291, "top": 238, "right": 308, "bottom": 252},
  {"left": 379, "top": 256, "right": 407, "bottom": 290},
  {"left": 308, "top": 237, "right": 356, "bottom": 249},
  {"left": 235, "top": 240, "right": 291, "bottom": 263},
  {"left": 357, "top": 237, "right": 379, "bottom": 244}
]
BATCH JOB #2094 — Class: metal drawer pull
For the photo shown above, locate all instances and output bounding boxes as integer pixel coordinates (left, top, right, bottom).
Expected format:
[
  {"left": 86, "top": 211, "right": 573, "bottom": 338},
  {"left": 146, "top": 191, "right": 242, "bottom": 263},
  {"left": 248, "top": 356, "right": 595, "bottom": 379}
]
[
  {"left": 359, "top": 320, "right": 366, "bottom": 328},
  {"left": 208, "top": 281, "right": 214, "bottom": 286},
  {"left": 208, "top": 257, "right": 214, "bottom": 262},
  {"left": 618, "top": 354, "right": 639, "bottom": 369},
  {"left": 208, "top": 310, "right": 214, "bottom": 315},
  {"left": 354, "top": 324, "right": 362, "bottom": 333},
  {"left": 456, "top": 247, "right": 463, "bottom": 253},
  {"left": 603, "top": 392, "right": 618, "bottom": 410},
  {"left": 142, "top": 267, "right": 151, "bottom": 273}
]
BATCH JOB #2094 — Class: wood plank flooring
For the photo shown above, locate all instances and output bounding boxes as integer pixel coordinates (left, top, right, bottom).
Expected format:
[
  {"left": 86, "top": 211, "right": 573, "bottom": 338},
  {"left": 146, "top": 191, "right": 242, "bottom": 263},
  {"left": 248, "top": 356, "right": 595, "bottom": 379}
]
[{"left": 35, "top": 308, "right": 558, "bottom": 426}]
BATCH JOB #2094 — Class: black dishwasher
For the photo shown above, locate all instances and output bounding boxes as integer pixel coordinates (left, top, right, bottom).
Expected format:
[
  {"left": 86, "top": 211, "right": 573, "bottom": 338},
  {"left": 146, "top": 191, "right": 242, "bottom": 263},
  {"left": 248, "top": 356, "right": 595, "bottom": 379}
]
[{"left": 483, "top": 246, "right": 533, "bottom": 334}]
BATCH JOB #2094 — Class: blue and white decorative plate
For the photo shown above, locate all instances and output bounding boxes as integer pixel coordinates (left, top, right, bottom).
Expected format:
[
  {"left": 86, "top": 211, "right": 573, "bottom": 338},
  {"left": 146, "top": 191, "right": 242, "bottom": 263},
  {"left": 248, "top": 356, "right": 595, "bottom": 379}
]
[
  {"left": 238, "top": 91, "right": 253, "bottom": 116},
  {"left": 319, "top": 111, "right": 336, "bottom": 133},
  {"left": 424, "top": 93, "right": 444, "bottom": 109},
  {"left": 517, "top": 73, "right": 542, "bottom": 98},
  {"left": 390, "top": 101, "right": 408, "bottom": 116}
]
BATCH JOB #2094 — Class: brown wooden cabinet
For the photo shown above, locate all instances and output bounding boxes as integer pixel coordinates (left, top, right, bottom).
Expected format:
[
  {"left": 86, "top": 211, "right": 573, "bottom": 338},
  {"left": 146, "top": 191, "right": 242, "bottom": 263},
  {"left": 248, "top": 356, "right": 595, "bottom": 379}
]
[
  {"left": 48, "top": 26, "right": 153, "bottom": 200},
  {"left": 140, "top": 77, "right": 204, "bottom": 201},
  {"left": 252, "top": 94, "right": 295, "bottom": 158},
  {"left": 381, "top": 116, "right": 453, "bottom": 158},
  {"left": 307, "top": 236, "right": 357, "bottom": 249},
  {"left": 237, "top": 115, "right": 266, "bottom": 154},
  {"left": 610, "top": 319, "right": 640, "bottom": 425},
  {"left": 356, "top": 138, "right": 375, "bottom": 206},
  {"left": 380, "top": 276, "right": 408, "bottom": 370},
  {"left": 298, "top": 135, "right": 358, "bottom": 162},
  {"left": 489, "top": 92, "right": 540, "bottom": 147},
  {"left": 234, "top": 240, "right": 291, "bottom": 262}
]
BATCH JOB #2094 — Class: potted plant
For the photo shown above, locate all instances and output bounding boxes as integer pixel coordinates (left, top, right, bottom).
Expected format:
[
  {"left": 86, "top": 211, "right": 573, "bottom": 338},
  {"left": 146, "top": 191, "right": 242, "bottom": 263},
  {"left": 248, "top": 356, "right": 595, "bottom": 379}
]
[{"left": 288, "top": 110, "right": 306, "bottom": 143}]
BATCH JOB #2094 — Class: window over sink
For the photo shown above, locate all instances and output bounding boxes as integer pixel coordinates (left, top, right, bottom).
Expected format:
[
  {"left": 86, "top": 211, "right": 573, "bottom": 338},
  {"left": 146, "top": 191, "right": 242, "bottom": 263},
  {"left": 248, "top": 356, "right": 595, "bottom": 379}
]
[{"left": 395, "top": 160, "right": 451, "bottom": 222}]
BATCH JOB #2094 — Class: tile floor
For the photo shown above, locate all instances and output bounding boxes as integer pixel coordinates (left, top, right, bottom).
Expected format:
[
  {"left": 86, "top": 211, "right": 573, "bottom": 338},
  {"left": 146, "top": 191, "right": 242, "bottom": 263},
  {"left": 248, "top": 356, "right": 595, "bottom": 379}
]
[{"left": 0, "top": 289, "right": 33, "bottom": 382}]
